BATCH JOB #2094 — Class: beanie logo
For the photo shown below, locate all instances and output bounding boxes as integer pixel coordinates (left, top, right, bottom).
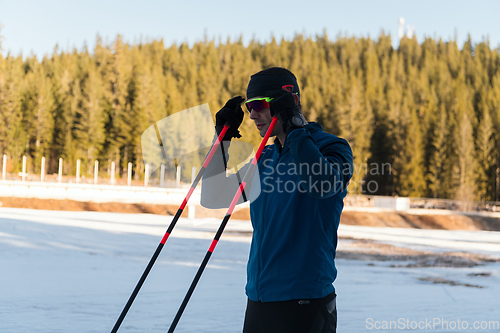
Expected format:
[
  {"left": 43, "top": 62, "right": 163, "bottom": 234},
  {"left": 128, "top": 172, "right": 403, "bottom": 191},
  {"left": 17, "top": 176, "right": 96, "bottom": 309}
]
[{"left": 281, "top": 84, "right": 299, "bottom": 105}]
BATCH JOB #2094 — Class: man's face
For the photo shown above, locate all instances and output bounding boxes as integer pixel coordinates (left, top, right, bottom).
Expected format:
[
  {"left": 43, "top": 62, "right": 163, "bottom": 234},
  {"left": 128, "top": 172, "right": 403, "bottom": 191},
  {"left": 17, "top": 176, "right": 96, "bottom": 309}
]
[{"left": 248, "top": 105, "right": 283, "bottom": 138}]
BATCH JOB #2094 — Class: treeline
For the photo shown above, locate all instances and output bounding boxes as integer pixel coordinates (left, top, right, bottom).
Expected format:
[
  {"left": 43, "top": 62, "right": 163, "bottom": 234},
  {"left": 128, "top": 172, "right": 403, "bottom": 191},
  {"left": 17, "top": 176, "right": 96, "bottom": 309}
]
[{"left": 0, "top": 33, "right": 499, "bottom": 201}]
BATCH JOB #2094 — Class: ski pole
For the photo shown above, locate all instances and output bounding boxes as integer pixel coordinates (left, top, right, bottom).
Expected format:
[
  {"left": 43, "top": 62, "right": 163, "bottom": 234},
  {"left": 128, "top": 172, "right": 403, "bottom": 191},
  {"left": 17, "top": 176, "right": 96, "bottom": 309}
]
[
  {"left": 110, "top": 125, "right": 230, "bottom": 333},
  {"left": 167, "top": 117, "right": 278, "bottom": 333}
]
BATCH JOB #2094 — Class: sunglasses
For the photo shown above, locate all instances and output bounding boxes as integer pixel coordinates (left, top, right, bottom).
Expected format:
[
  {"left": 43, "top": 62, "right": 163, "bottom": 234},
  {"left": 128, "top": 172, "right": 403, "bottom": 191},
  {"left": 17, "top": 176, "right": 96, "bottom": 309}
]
[
  {"left": 244, "top": 90, "right": 300, "bottom": 113},
  {"left": 244, "top": 97, "right": 274, "bottom": 113}
]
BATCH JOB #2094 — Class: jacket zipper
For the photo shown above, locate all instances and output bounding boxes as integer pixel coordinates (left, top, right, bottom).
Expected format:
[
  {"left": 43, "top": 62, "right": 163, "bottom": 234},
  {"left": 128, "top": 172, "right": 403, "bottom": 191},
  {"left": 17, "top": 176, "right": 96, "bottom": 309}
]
[{"left": 256, "top": 145, "right": 283, "bottom": 300}]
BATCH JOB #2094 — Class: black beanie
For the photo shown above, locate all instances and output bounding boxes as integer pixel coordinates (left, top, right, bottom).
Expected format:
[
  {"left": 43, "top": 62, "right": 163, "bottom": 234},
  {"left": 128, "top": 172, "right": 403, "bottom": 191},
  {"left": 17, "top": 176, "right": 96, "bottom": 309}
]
[{"left": 246, "top": 67, "right": 300, "bottom": 100}]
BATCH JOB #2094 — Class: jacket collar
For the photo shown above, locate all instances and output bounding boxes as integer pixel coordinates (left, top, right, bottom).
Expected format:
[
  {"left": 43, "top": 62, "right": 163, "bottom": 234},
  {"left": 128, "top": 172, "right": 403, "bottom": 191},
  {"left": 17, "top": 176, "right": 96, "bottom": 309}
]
[{"left": 273, "top": 122, "right": 322, "bottom": 153}]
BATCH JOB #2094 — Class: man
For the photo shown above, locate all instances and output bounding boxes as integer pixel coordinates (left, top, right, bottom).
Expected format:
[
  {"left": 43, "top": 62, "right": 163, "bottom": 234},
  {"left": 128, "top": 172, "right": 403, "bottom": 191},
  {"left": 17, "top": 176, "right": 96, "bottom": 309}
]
[{"left": 201, "top": 67, "right": 353, "bottom": 333}]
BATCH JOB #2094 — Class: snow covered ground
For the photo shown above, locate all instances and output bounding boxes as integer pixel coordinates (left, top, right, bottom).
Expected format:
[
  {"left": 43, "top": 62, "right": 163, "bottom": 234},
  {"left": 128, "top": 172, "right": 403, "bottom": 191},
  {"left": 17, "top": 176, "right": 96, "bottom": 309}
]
[{"left": 1, "top": 207, "right": 499, "bottom": 332}]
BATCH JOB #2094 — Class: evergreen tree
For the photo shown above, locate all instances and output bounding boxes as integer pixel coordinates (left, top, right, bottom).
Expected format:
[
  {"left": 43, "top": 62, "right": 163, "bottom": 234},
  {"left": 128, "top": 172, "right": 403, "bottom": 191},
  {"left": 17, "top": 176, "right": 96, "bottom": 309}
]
[
  {"left": 400, "top": 107, "right": 427, "bottom": 197},
  {"left": 452, "top": 76, "right": 478, "bottom": 208},
  {"left": 0, "top": 56, "right": 25, "bottom": 171},
  {"left": 338, "top": 73, "right": 373, "bottom": 194},
  {"left": 78, "top": 56, "right": 106, "bottom": 174},
  {"left": 32, "top": 65, "right": 55, "bottom": 173},
  {"left": 476, "top": 100, "right": 495, "bottom": 201},
  {"left": 428, "top": 104, "right": 452, "bottom": 198}
]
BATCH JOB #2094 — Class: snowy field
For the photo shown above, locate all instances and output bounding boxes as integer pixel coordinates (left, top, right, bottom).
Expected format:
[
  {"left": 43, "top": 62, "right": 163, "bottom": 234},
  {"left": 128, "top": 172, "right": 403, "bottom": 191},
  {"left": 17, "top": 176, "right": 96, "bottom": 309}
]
[{"left": 1, "top": 207, "right": 499, "bottom": 333}]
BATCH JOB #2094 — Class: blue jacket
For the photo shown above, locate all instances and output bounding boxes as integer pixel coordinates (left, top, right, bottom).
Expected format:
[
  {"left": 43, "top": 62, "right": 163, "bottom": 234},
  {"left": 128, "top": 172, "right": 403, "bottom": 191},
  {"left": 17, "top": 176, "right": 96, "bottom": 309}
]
[{"left": 201, "top": 122, "right": 353, "bottom": 302}]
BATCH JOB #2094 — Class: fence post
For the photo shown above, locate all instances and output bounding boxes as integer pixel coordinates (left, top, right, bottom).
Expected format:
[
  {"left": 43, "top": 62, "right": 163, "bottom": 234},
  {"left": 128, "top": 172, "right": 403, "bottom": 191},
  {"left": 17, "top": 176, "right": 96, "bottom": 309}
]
[
  {"left": 58, "top": 158, "right": 63, "bottom": 182},
  {"left": 76, "top": 159, "right": 80, "bottom": 183},
  {"left": 176, "top": 165, "right": 181, "bottom": 188},
  {"left": 160, "top": 164, "right": 165, "bottom": 187},
  {"left": 94, "top": 160, "right": 99, "bottom": 185},
  {"left": 111, "top": 161, "right": 115, "bottom": 185},
  {"left": 41, "top": 157, "right": 45, "bottom": 182},
  {"left": 127, "top": 162, "right": 132, "bottom": 186},
  {"left": 144, "top": 163, "right": 150, "bottom": 187},
  {"left": 3, "top": 154, "right": 7, "bottom": 180},
  {"left": 191, "top": 166, "right": 196, "bottom": 183},
  {"left": 188, "top": 166, "right": 197, "bottom": 219},
  {"left": 22, "top": 156, "right": 27, "bottom": 181}
]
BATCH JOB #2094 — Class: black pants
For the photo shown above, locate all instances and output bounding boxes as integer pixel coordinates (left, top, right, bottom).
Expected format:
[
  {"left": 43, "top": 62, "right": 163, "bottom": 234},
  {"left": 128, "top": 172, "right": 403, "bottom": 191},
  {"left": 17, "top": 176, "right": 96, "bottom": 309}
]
[{"left": 243, "top": 292, "right": 337, "bottom": 333}]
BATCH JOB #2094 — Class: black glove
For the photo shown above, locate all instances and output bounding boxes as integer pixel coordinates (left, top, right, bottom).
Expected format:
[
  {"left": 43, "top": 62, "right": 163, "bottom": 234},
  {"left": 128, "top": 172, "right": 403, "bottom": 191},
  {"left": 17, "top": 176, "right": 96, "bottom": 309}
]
[
  {"left": 215, "top": 96, "right": 245, "bottom": 141},
  {"left": 267, "top": 90, "right": 305, "bottom": 135}
]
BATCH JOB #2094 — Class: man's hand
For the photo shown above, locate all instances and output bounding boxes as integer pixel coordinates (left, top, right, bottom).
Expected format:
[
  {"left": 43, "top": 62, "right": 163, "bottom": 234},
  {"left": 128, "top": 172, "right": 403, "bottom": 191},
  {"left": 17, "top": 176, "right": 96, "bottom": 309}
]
[
  {"left": 215, "top": 96, "right": 245, "bottom": 141},
  {"left": 266, "top": 90, "right": 305, "bottom": 135}
]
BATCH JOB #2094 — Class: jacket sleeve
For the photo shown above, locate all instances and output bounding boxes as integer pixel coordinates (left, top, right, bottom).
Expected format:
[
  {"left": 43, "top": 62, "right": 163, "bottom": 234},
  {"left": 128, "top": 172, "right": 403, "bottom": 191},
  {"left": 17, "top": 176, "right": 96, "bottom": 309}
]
[
  {"left": 286, "top": 128, "right": 353, "bottom": 199},
  {"left": 200, "top": 139, "right": 253, "bottom": 209}
]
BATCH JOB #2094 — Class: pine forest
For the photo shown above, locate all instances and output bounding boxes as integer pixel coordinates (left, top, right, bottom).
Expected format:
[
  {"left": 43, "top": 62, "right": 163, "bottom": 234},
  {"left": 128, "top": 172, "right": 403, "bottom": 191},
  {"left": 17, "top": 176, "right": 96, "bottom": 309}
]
[{"left": 0, "top": 32, "right": 499, "bottom": 202}]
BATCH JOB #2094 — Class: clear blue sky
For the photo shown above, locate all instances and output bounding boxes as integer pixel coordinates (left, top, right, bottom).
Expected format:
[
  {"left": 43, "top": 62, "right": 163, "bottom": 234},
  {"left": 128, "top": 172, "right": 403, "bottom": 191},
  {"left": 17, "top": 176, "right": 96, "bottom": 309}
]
[{"left": 1, "top": 0, "right": 499, "bottom": 59}]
